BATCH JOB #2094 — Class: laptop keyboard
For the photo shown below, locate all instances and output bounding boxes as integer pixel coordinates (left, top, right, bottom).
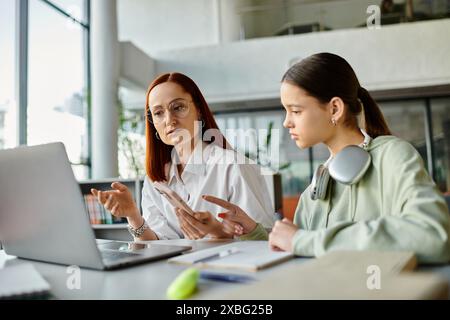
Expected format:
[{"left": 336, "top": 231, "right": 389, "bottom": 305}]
[{"left": 100, "top": 250, "right": 140, "bottom": 262}]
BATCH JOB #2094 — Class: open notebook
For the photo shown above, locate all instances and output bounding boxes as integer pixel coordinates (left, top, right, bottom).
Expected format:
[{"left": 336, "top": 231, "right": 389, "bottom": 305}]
[
  {"left": 168, "top": 241, "right": 294, "bottom": 272},
  {"left": 0, "top": 263, "right": 51, "bottom": 299}
]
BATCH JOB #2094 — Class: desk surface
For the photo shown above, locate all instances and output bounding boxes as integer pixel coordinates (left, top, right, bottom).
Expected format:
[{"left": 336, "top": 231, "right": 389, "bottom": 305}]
[
  {"left": 0, "top": 239, "right": 310, "bottom": 300},
  {"left": 1, "top": 240, "right": 450, "bottom": 300}
]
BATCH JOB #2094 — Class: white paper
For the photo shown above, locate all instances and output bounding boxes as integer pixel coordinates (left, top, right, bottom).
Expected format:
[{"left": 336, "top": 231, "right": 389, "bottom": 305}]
[
  {"left": 168, "top": 241, "right": 294, "bottom": 271},
  {"left": 0, "top": 263, "right": 51, "bottom": 299}
]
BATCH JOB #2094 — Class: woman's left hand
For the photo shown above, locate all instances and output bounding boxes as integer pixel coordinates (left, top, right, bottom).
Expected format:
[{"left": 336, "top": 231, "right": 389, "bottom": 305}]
[
  {"left": 175, "top": 208, "right": 232, "bottom": 240},
  {"left": 268, "top": 218, "right": 299, "bottom": 252}
]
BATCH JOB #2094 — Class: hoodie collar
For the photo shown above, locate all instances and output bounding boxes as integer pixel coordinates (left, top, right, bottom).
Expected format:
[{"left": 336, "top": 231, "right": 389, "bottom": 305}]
[{"left": 366, "top": 135, "right": 395, "bottom": 151}]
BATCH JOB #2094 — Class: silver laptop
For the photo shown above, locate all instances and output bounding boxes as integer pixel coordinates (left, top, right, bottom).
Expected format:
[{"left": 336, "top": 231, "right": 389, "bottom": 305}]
[{"left": 0, "top": 142, "right": 191, "bottom": 270}]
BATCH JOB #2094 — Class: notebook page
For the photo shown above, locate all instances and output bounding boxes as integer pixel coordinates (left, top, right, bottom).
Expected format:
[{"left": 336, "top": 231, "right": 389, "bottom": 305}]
[
  {"left": 0, "top": 263, "right": 51, "bottom": 299},
  {"left": 168, "top": 241, "right": 294, "bottom": 272}
]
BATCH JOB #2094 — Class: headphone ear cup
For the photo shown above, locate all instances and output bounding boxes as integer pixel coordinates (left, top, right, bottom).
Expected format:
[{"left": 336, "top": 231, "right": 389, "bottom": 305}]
[{"left": 310, "top": 164, "right": 330, "bottom": 200}]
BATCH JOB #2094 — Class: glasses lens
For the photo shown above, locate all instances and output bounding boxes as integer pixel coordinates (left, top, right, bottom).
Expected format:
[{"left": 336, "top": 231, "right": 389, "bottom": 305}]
[
  {"left": 151, "top": 109, "right": 166, "bottom": 123},
  {"left": 147, "top": 100, "right": 190, "bottom": 124},
  {"left": 169, "top": 101, "right": 189, "bottom": 118}
]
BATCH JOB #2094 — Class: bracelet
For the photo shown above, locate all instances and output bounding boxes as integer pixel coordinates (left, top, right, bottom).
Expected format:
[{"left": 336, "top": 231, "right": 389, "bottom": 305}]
[{"left": 127, "top": 218, "right": 149, "bottom": 238}]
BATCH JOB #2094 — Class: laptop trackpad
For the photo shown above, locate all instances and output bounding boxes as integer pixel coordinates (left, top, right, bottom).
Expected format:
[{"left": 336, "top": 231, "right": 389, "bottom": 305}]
[{"left": 98, "top": 242, "right": 150, "bottom": 253}]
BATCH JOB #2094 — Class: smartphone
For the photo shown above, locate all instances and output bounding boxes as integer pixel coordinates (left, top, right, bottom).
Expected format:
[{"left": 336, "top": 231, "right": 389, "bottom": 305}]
[{"left": 153, "top": 181, "right": 196, "bottom": 216}]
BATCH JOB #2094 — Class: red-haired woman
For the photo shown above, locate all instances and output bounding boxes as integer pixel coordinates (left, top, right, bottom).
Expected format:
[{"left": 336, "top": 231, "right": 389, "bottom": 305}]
[{"left": 91, "top": 73, "right": 274, "bottom": 240}]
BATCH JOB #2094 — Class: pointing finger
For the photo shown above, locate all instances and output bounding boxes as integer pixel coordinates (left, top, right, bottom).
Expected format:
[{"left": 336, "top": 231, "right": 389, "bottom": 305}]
[
  {"left": 202, "top": 195, "right": 235, "bottom": 210},
  {"left": 111, "top": 182, "right": 127, "bottom": 192},
  {"left": 91, "top": 188, "right": 98, "bottom": 197},
  {"left": 217, "top": 211, "right": 239, "bottom": 222}
]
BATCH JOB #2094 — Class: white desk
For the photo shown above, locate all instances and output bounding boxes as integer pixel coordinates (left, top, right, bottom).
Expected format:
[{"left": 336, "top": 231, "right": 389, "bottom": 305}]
[
  {"left": 1, "top": 240, "right": 450, "bottom": 300},
  {"left": 0, "top": 239, "right": 310, "bottom": 300}
]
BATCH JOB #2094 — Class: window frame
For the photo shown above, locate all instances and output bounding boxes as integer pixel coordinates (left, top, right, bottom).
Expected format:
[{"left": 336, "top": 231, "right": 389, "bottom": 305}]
[{"left": 16, "top": 0, "right": 92, "bottom": 177}]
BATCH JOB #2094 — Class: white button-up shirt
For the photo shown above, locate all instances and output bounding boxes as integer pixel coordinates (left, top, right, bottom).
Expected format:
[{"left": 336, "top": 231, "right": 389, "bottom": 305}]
[{"left": 141, "top": 142, "right": 275, "bottom": 239}]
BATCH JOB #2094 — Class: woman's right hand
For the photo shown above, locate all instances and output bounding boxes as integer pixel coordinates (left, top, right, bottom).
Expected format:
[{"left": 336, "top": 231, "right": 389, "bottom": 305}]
[
  {"left": 175, "top": 209, "right": 230, "bottom": 240},
  {"left": 90, "top": 182, "right": 141, "bottom": 221}
]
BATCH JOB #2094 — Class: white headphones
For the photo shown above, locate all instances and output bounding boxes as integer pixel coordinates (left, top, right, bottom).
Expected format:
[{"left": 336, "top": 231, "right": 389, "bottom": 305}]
[{"left": 310, "top": 129, "right": 372, "bottom": 200}]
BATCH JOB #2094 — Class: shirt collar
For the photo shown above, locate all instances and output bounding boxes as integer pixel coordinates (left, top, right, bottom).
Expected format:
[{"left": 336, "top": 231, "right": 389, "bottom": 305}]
[{"left": 167, "top": 142, "right": 213, "bottom": 185}]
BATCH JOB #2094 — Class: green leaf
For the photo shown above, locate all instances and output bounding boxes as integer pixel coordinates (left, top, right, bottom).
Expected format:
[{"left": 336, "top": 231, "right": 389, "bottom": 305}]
[
  {"left": 265, "top": 121, "right": 274, "bottom": 149},
  {"left": 279, "top": 162, "right": 291, "bottom": 170}
]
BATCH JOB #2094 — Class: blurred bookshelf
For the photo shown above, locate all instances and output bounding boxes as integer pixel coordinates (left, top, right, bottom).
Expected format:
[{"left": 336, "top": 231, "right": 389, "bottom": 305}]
[{"left": 78, "top": 178, "right": 144, "bottom": 241}]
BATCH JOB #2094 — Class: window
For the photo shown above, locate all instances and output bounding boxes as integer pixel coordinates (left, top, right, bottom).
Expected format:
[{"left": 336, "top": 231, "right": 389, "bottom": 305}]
[
  {"left": 117, "top": 89, "right": 146, "bottom": 179},
  {"left": 45, "top": 0, "right": 87, "bottom": 24},
  {"left": 214, "top": 98, "right": 444, "bottom": 198},
  {"left": 215, "top": 109, "right": 311, "bottom": 197},
  {"left": 431, "top": 97, "right": 450, "bottom": 193},
  {"left": 28, "top": 0, "right": 89, "bottom": 179},
  {"left": 379, "top": 100, "right": 429, "bottom": 169},
  {"left": 238, "top": 0, "right": 450, "bottom": 40},
  {"left": 0, "top": 0, "right": 17, "bottom": 149}
]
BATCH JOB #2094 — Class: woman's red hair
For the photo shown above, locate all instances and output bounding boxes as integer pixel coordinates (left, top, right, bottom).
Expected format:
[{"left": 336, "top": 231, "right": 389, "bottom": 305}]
[{"left": 145, "top": 72, "right": 229, "bottom": 182}]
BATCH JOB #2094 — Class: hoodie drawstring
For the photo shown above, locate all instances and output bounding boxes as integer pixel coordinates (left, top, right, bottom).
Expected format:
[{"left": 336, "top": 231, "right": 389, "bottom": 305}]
[
  {"left": 350, "top": 184, "right": 357, "bottom": 221},
  {"left": 324, "top": 180, "right": 333, "bottom": 228}
]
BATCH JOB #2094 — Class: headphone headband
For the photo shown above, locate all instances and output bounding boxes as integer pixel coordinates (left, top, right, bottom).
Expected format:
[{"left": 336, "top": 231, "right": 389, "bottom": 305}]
[{"left": 360, "top": 128, "right": 372, "bottom": 149}]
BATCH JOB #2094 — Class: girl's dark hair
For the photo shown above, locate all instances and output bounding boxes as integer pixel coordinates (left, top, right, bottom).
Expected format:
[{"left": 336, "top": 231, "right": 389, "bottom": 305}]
[
  {"left": 282, "top": 52, "right": 391, "bottom": 138},
  {"left": 145, "top": 72, "right": 228, "bottom": 182}
]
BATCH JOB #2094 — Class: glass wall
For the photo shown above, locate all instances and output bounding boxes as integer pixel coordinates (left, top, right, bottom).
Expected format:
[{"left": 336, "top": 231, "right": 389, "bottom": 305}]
[
  {"left": 27, "top": 0, "right": 89, "bottom": 179},
  {"left": 46, "top": 0, "right": 87, "bottom": 24},
  {"left": 215, "top": 110, "right": 311, "bottom": 197},
  {"left": 117, "top": 88, "right": 146, "bottom": 179},
  {"left": 215, "top": 95, "right": 450, "bottom": 198},
  {"left": 379, "top": 100, "right": 429, "bottom": 169},
  {"left": 0, "top": 0, "right": 17, "bottom": 150},
  {"left": 238, "top": 0, "right": 450, "bottom": 39},
  {"left": 379, "top": 97, "right": 450, "bottom": 194},
  {"left": 431, "top": 98, "right": 450, "bottom": 194}
]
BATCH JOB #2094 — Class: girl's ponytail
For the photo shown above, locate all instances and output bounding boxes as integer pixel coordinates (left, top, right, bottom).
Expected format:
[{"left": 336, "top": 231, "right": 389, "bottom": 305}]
[
  {"left": 358, "top": 87, "right": 391, "bottom": 138},
  {"left": 282, "top": 53, "right": 392, "bottom": 139}
]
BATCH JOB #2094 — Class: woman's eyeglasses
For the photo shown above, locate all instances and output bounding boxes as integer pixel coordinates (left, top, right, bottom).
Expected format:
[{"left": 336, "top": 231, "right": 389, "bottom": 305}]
[{"left": 146, "top": 100, "right": 192, "bottom": 124}]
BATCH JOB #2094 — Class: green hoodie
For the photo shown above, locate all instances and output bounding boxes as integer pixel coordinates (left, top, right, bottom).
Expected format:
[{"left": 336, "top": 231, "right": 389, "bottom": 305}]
[{"left": 292, "top": 135, "right": 450, "bottom": 264}]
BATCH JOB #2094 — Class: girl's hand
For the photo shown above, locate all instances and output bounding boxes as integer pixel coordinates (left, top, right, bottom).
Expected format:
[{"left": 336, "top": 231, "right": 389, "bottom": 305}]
[
  {"left": 268, "top": 218, "right": 298, "bottom": 252},
  {"left": 202, "top": 195, "right": 257, "bottom": 236},
  {"left": 175, "top": 209, "right": 232, "bottom": 240}
]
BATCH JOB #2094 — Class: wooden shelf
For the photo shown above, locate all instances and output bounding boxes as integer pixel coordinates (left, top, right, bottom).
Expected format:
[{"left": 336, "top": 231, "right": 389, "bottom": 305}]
[
  {"left": 77, "top": 178, "right": 138, "bottom": 184},
  {"left": 78, "top": 178, "right": 143, "bottom": 241},
  {"left": 91, "top": 223, "right": 128, "bottom": 230}
]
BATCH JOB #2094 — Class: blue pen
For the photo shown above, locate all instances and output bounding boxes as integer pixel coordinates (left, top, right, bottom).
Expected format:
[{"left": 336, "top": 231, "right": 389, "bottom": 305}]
[{"left": 200, "top": 271, "right": 256, "bottom": 283}]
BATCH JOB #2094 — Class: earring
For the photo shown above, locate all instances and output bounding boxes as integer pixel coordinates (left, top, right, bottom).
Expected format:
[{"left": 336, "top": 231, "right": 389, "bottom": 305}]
[
  {"left": 332, "top": 118, "right": 337, "bottom": 126},
  {"left": 198, "top": 119, "right": 205, "bottom": 128},
  {"left": 155, "top": 132, "right": 161, "bottom": 140}
]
